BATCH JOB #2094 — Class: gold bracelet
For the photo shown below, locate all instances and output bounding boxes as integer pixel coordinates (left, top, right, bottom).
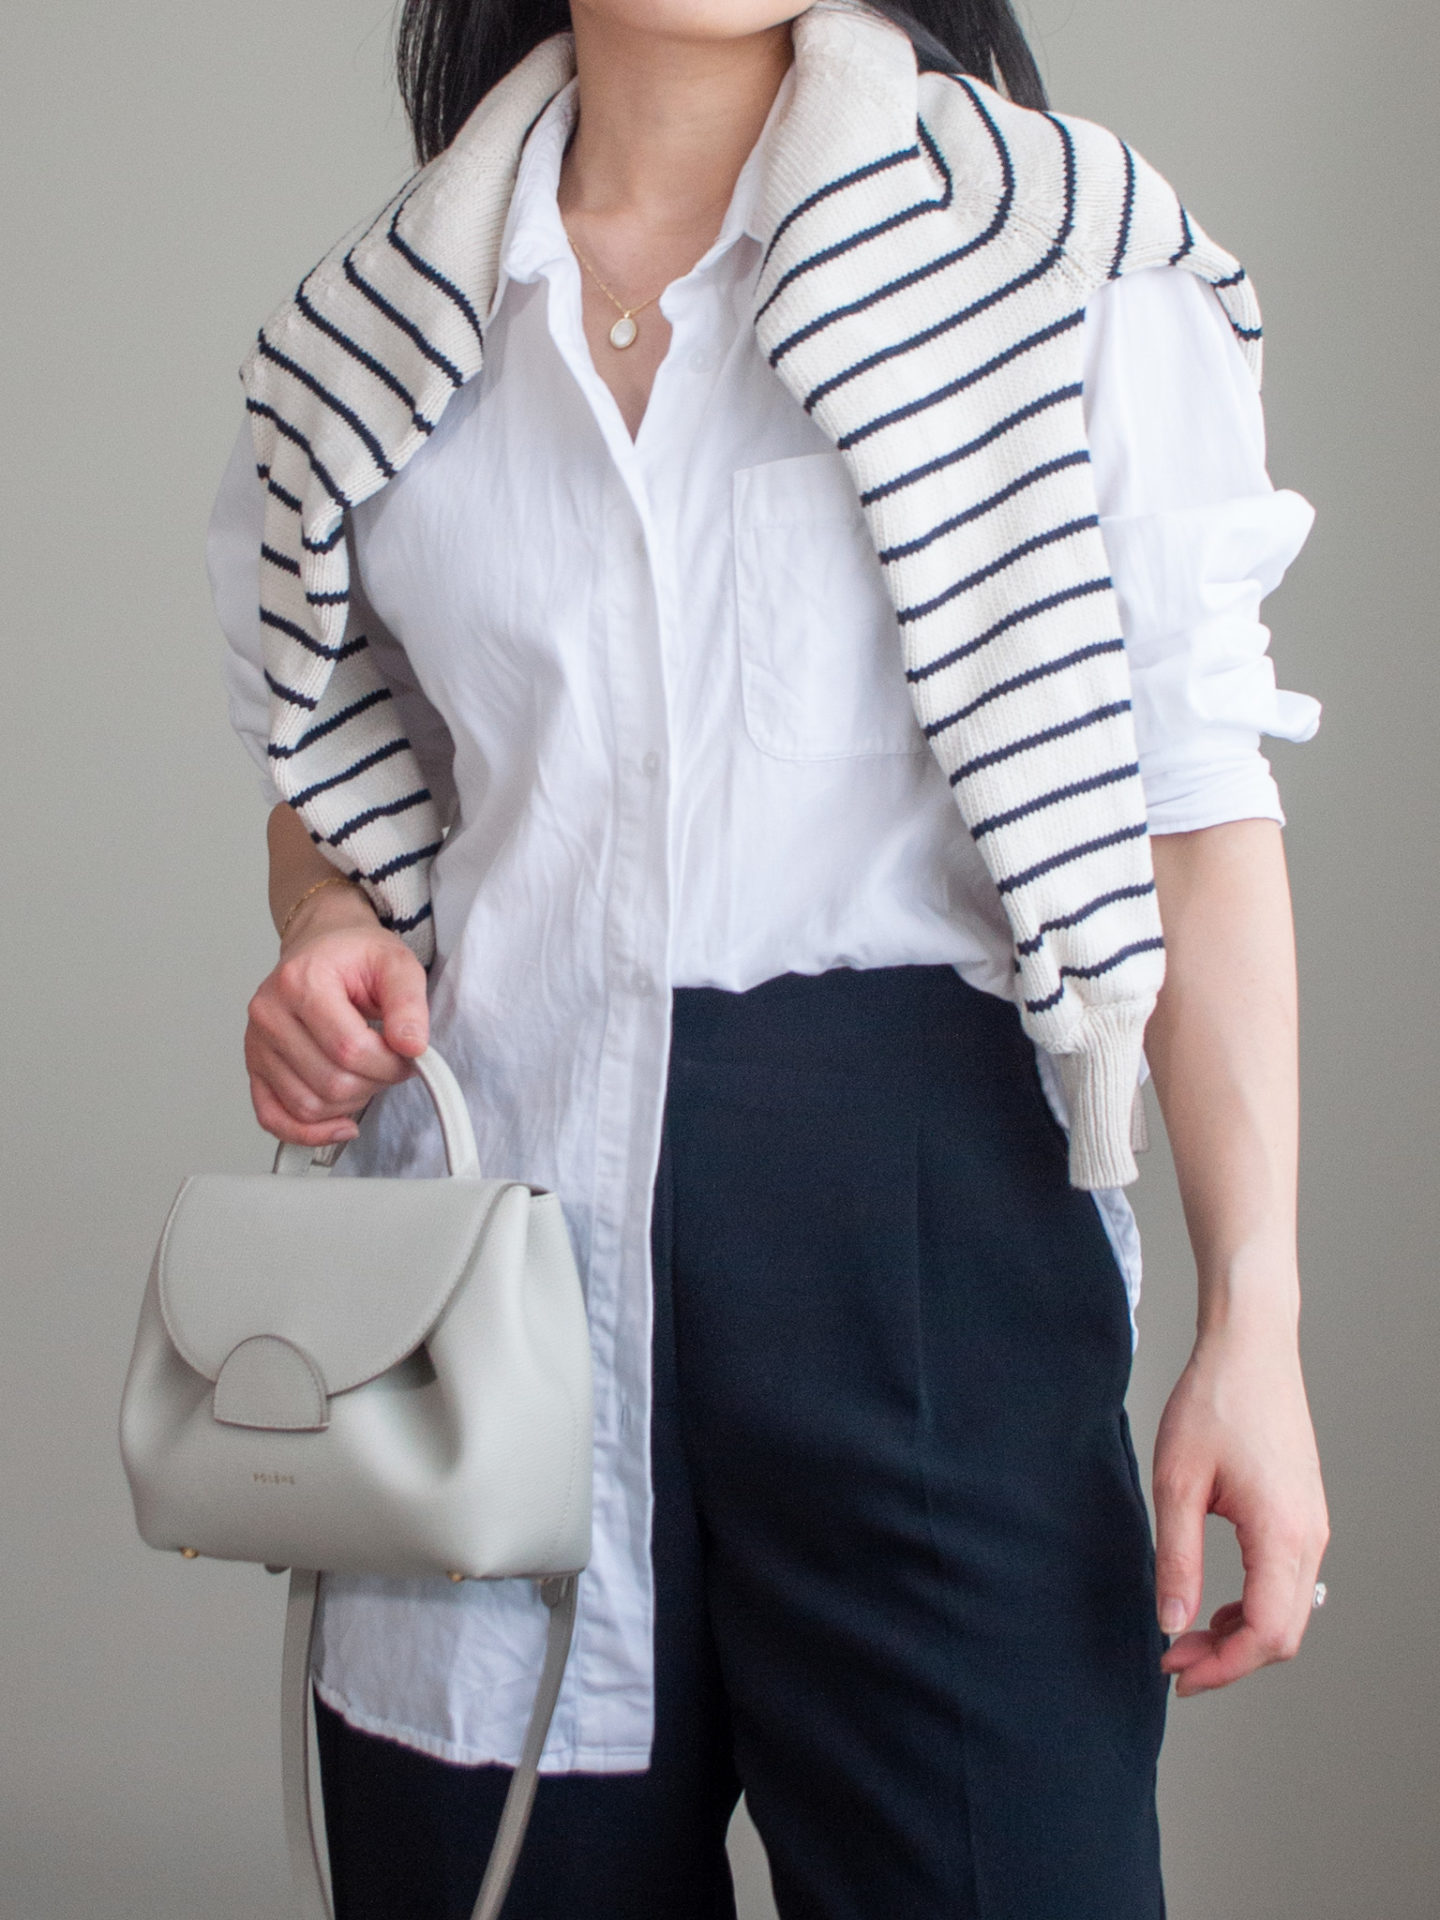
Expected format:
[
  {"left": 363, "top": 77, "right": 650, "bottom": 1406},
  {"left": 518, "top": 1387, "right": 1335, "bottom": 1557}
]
[{"left": 279, "top": 874, "right": 358, "bottom": 942}]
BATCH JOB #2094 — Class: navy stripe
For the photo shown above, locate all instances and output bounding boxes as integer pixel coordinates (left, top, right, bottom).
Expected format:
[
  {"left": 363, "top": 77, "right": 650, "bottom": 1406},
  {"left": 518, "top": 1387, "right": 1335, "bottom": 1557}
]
[
  {"left": 520, "top": 90, "right": 565, "bottom": 153},
  {"left": 757, "top": 129, "right": 950, "bottom": 338},
  {"left": 996, "top": 820, "right": 1148, "bottom": 897},
  {"left": 760, "top": 144, "right": 919, "bottom": 275},
  {"left": 387, "top": 208, "right": 484, "bottom": 350},
  {"left": 267, "top": 686, "right": 394, "bottom": 759},
  {"left": 266, "top": 479, "right": 303, "bottom": 514},
  {"left": 948, "top": 72, "right": 1018, "bottom": 213},
  {"left": 365, "top": 839, "right": 444, "bottom": 884},
  {"left": 260, "top": 605, "right": 349, "bottom": 662},
  {"left": 1230, "top": 321, "right": 1263, "bottom": 342},
  {"left": 324, "top": 788, "right": 432, "bottom": 846},
  {"left": 294, "top": 287, "right": 432, "bottom": 431},
  {"left": 835, "top": 309, "right": 1084, "bottom": 450},
  {"left": 1211, "top": 264, "right": 1247, "bottom": 290},
  {"left": 306, "top": 587, "right": 351, "bottom": 607},
  {"left": 801, "top": 239, "right": 1070, "bottom": 412},
  {"left": 343, "top": 254, "right": 465, "bottom": 389},
  {"left": 255, "top": 331, "right": 396, "bottom": 482},
  {"left": 922, "top": 638, "right": 1125, "bottom": 738},
  {"left": 860, "top": 385, "right": 1083, "bottom": 506},
  {"left": 1014, "top": 880, "right": 1157, "bottom": 957},
  {"left": 245, "top": 398, "right": 351, "bottom": 512},
  {"left": 1109, "top": 141, "right": 1136, "bottom": 279},
  {"left": 1021, "top": 982, "right": 1067, "bottom": 1012},
  {"left": 968, "top": 760, "right": 1141, "bottom": 839},
  {"left": 264, "top": 630, "right": 365, "bottom": 684},
  {"left": 386, "top": 900, "right": 435, "bottom": 936},
  {"left": 878, "top": 451, "right": 1090, "bottom": 563},
  {"left": 301, "top": 519, "right": 347, "bottom": 556},
  {"left": 264, "top": 669, "right": 318, "bottom": 712},
  {"left": 951, "top": 700, "right": 1133, "bottom": 783},
  {"left": 907, "top": 576, "right": 1113, "bottom": 683},
  {"left": 1169, "top": 206, "right": 1195, "bottom": 266},
  {"left": 1023, "top": 937, "right": 1165, "bottom": 1013},
  {"left": 261, "top": 543, "right": 301, "bottom": 576},
  {"left": 1045, "top": 113, "right": 1079, "bottom": 248},
  {"left": 897, "top": 516, "right": 1100, "bottom": 626},
  {"left": 290, "top": 737, "right": 410, "bottom": 808}
]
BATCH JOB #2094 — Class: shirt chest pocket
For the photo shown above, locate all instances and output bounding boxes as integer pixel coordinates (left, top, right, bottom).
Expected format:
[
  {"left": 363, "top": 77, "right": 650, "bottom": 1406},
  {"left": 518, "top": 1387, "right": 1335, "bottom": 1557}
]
[{"left": 732, "top": 452, "right": 926, "bottom": 761}]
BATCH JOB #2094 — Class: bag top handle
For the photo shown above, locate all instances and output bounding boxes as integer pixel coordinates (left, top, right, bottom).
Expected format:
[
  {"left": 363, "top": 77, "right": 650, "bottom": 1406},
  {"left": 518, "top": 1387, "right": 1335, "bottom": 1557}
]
[{"left": 272, "top": 1046, "right": 481, "bottom": 1179}]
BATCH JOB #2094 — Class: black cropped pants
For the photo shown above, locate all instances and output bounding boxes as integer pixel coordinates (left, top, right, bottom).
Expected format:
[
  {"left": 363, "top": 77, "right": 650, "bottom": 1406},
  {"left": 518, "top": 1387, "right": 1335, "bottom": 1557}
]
[{"left": 317, "top": 965, "right": 1168, "bottom": 1919}]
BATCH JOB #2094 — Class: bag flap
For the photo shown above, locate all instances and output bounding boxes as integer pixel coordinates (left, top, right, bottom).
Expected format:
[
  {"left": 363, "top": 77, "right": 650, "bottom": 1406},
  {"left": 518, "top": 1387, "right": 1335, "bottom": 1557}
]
[{"left": 157, "top": 1173, "right": 513, "bottom": 1395}]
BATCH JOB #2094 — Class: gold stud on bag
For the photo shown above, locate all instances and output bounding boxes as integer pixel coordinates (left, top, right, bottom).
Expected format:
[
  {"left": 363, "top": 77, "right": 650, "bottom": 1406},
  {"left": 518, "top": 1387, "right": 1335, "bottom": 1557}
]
[{"left": 119, "top": 1048, "right": 593, "bottom": 1920}]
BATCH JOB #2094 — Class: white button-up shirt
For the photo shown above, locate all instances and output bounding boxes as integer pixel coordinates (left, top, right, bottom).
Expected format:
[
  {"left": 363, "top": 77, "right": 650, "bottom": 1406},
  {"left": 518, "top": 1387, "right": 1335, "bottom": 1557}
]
[{"left": 207, "top": 75, "right": 1318, "bottom": 1770}]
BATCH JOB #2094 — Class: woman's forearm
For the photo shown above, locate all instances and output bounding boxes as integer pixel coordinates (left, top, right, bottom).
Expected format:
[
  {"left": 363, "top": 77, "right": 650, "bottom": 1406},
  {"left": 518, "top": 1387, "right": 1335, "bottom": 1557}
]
[
  {"left": 1142, "top": 818, "right": 1326, "bottom": 1692},
  {"left": 1145, "top": 819, "right": 1301, "bottom": 1338},
  {"left": 266, "top": 801, "right": 380, "bottom": 946}
]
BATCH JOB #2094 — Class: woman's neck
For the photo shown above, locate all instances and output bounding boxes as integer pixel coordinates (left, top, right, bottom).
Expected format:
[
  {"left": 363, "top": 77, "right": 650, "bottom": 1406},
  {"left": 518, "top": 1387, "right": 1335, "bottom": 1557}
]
[{"left": 562, "top": 7, "right": 794, "bottom": 236}]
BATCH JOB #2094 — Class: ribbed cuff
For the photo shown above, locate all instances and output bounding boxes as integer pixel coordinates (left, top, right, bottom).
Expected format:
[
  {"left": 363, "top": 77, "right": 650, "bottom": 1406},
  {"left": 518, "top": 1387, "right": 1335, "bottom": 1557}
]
[{"left": 1055, "top": 1007, "right": 1150, "bottom": 1190}]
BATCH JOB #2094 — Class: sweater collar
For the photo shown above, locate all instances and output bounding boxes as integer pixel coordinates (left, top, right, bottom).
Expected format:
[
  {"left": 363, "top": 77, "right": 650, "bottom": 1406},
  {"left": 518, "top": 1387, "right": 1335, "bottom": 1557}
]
[{"left": 337, "top": 2, "right": 923, "bottom": 373}]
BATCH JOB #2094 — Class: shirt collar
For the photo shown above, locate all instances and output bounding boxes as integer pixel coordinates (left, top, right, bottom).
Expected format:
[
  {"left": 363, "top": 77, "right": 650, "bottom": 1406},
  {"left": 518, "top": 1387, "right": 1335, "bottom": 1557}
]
[{"left": 486, "top": 63, "right": 796, "bottom": 325}]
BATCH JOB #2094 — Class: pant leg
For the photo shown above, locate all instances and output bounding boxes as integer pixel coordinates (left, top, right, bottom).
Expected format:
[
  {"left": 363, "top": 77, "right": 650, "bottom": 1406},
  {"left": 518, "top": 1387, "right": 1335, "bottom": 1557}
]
[
  {"left": 315, "top": 1123, "right": 741, "bottom": 1920},
  {"left": 665, "top": 967, "right": 1168, "bottom": 1920}
]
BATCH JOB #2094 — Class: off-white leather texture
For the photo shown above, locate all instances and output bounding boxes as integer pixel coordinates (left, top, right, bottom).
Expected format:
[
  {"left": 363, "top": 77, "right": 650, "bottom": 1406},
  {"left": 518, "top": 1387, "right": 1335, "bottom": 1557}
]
[{"left": 119, "top": 1049, "right": 593, "bottom": 1582}]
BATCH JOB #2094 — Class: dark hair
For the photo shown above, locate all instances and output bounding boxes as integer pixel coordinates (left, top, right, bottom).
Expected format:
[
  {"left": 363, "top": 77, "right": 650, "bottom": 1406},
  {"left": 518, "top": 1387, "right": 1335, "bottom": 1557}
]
[{"left": 397, "top": 2, "right": 1046, "bottom": 166}]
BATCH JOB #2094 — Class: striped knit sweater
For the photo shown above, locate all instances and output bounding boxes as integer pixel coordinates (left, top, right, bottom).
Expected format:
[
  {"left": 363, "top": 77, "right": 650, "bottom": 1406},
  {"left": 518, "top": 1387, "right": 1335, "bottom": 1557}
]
[{"left": 239, "top": 1, "right": 1263, "bottom": 1189}]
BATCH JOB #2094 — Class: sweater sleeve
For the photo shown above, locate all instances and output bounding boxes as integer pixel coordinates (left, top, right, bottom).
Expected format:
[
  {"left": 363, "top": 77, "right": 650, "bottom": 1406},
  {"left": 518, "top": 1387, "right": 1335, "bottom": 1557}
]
[
  {"left": 1082, "top": 266, "right": 1320, "bottom": 834},
  {"left": 205, "top": 419, "right": 459, "bottom": 826}
]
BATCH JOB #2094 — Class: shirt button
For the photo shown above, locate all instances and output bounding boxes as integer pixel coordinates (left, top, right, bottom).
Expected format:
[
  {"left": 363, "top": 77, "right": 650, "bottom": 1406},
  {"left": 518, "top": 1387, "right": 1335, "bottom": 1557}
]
[
  {"left": 633, "top": 968, "right": 656, "bottom": 998},
  {"left": 688, "top": 348, "right": 714, "bottom": 374},
  {"left": 641, "top": 751, "right": 661, "bottom": 778}
]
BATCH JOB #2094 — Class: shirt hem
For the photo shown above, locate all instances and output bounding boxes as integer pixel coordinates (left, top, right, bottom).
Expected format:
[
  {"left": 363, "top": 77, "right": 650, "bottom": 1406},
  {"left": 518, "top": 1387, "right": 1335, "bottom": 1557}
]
[{"left": 311, "top": 1677, "right": 654, "bottom": 1775}]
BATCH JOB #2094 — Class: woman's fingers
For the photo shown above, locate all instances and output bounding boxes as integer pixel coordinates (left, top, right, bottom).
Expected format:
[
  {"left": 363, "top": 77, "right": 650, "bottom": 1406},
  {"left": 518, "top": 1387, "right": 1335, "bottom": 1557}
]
[
  {"left": 274, "top": 927, "right": 431, "bottom": 1083},
  {"left": 1160, "top": 1506, "right": 1325, "bottom": 1697},
  {"left": 246, "top": 1026, "right": 372, "bottom": 1134},
  {"left": 371, "top": 942, "right": 431, "bottom": 1058},
  {"left": 1151, "top": 1331, "right": 1329, "bottom": 1697},
  {"left": 246, "top": 997, "right": 385, "bottom": 1115},
  {"left": 249, "top": 1068, "right": 359, "bottom": 1148},
  {"left": 272, "top": 948, "right": 411, "bottom": 1087},
  {"left": 1151, "top": 1460, "right": 1208, "bottom": 1639}
]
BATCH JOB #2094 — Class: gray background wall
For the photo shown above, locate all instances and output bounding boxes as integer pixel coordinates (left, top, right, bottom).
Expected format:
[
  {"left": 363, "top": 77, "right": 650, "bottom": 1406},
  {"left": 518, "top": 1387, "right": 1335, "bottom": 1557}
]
[{"left": 1, "top": 2, "right": 1435, "bottom": 1915}]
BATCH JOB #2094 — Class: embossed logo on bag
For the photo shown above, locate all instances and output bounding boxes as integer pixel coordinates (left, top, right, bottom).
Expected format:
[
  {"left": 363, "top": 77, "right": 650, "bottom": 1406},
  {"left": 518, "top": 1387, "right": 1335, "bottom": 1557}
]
[{"left": 252, "top": 1470, "right": 296, "bottom": 1486}]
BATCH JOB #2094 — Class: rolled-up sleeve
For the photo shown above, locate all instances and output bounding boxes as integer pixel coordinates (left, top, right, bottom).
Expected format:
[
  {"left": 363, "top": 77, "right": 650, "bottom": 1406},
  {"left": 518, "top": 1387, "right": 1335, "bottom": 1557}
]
[
  {"left": 204, "top": 418, "right": 459, "bottom": 824},
  {"left": 206, "top": 419, "right": 281, "bottom": 806},
  {"left": 1083, "top": 267, "right": 1321, "bottom": 834}
]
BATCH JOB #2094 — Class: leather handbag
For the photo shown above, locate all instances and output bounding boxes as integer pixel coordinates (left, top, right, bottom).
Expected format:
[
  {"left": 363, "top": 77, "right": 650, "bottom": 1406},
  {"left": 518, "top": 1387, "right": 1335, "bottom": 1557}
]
[{"left": 119, "top": 1048, "right": 593, "bottom": 1920}]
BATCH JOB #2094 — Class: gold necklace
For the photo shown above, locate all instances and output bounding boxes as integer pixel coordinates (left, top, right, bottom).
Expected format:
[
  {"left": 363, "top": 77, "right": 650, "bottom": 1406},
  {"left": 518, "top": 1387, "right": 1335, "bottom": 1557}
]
[{"left": 564, "top": 227, "right": 666, "bottom": 350}]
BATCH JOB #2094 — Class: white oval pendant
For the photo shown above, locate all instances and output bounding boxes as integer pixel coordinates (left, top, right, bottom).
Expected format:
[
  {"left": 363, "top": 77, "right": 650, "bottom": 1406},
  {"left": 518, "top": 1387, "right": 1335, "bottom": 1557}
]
[{"left": 609, "top": 315, "right": 638, "bottom": 350}]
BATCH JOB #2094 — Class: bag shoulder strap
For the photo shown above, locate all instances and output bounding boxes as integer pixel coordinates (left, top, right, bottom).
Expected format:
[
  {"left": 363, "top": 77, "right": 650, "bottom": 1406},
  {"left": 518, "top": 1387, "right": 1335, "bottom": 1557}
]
[{"left": 281, "top": 1570, "right": 579, "bottom": 1920}]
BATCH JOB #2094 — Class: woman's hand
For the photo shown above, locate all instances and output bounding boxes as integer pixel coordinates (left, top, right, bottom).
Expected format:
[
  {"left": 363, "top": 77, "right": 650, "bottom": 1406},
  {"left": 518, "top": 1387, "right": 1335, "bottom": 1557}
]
[
  {"left": 245, "top": 876, "right": 430, "bottom": 1148},
  {"left": 1153, "top": 1313, "right": 1329, "bottom": 1696}
]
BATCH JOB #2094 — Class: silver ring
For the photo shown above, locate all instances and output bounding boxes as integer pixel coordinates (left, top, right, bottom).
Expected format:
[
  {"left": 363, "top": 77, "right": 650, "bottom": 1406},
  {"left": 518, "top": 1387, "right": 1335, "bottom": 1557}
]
[{"left": 1312, "top": 1581, "right": 1328, "bottom": 1610}]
